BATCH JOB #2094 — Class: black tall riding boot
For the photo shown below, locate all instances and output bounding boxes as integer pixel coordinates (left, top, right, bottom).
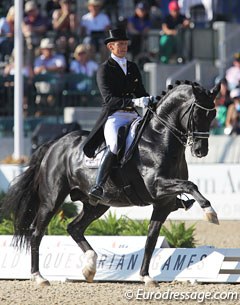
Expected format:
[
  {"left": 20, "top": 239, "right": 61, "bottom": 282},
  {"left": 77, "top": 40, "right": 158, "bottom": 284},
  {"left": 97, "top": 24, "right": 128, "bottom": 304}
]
[{"left": 88, "top": 147, "right": 116, "bottom": 204}]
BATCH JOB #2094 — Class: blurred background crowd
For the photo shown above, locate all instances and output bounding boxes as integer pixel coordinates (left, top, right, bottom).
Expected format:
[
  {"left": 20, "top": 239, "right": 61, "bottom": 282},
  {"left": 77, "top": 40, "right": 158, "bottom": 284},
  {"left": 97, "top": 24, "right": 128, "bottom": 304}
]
[{"left": 0, "top": 0, "right": 240, "bottom": 136}]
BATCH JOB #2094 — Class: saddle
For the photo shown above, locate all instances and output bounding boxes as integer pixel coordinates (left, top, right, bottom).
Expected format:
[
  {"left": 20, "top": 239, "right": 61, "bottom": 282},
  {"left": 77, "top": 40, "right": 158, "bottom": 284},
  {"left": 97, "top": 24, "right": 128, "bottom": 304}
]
[
  {"left": 84, "top": 109, "right": 154, "bottom": 206},
  {"left": 113, "top": 120, "right": 153, "bottom": 206}
]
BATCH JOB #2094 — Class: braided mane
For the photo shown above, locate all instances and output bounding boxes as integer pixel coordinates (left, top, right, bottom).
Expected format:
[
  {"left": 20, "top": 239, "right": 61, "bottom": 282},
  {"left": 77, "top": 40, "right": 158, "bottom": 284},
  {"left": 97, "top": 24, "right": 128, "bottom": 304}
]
[{"left": 157, "top": 80, "right": 206, "bottom": 102}]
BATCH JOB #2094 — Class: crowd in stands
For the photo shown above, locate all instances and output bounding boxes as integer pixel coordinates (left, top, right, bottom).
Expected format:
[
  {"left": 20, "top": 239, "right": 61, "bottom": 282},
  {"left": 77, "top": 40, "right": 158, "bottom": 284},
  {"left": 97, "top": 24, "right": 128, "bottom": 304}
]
[
  {"left": 211, "top": 53, "right": 240, "bottom": 136},
  {"left": 0, "top": 0, "right": 240, "bottom": 129},
  {"left": 1, "top": 0, "right": 239, "bottom": 70},
  {"left": 0, "top": 5, "right": 14, "bottom": 62}
]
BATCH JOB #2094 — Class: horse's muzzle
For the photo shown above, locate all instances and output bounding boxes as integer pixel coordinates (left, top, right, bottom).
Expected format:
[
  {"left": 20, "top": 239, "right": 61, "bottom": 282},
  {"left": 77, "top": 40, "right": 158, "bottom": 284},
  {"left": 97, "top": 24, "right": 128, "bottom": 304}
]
[{"left": 191, "top": 139, "right": 209, "bottom": 158}]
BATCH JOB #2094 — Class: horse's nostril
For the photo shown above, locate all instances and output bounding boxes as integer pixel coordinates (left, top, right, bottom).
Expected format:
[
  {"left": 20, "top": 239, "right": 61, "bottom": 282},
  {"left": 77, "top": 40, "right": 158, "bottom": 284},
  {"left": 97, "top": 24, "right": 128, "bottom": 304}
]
[{"left": 195, "top": 148, "right": 208, "bottom": 157}]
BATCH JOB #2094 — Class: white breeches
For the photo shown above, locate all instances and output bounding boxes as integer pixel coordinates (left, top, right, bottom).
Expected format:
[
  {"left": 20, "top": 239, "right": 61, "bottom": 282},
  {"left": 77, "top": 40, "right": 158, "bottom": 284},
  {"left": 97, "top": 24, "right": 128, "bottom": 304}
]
[{"left": 104, "top": 111, "right": 139, "bottom": 154}]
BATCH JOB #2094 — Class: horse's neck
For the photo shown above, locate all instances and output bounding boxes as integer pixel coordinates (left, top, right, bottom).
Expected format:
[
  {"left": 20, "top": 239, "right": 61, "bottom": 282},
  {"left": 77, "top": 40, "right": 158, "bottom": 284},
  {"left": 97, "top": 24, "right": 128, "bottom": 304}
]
[
  {"left": 137, "top": 124, "right": 186, "bottom": 180},
  {"left": 139, "top": 102, "right": 186, "bottom": 155},
  {"left": 142, "top": 121, "right": 185, "bottom": 153}
]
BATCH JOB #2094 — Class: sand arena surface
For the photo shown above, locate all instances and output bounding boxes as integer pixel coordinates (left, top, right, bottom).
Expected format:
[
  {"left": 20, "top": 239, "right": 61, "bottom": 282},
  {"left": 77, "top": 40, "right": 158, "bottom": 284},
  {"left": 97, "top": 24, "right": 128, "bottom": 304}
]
[{"left": 1, "top": 220, "right": 240, "bottom": 305}]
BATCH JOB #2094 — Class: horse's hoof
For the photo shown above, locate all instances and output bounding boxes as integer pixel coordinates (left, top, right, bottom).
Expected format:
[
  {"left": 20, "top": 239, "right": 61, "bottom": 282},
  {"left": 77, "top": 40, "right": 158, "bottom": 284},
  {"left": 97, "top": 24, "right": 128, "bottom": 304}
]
[
  {"left": 82, "top": 250, "right": 97, "bottom": 283},
  {"left": 203, "top": 207, "right": 219, "bottom": 225},
  {"left": 82, "top": 267, "right": 96, "bottom": 283},
  {"left": 31, "top": 272, "right": 50, "bottom": 286},
  {"left": 38, "top": 279, "right": 50, "bottom": 287},
  {"left": 205, "top": 212, "right": 219, "bottom": 225},
  {"left": 139, "top": 275, "right": 159, "bottom": 287}
]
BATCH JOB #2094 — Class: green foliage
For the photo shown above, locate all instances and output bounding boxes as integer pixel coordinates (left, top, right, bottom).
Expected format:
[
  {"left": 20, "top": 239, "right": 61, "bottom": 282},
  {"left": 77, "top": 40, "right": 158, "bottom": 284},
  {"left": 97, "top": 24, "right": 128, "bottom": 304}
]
[
  {"left": 61, "top": 201, "right": 78, "bottom": 218},
  {"left": 160, "top": 221, "right": 196, "bottom": 248},
  {"left": 0, "top": 191, "right": 6, "bottom": 222},
  {"left": 85, "top": 211, "right": 127, "bottom": 236},
  {"left": 85, "top": 213, "right": 196, "bottom": 248},
  {"left": 121, "top": 218, "right": 149, "bottom": 236},
  {"left": 0, "top": 218, "right": 14, "bottom": 235},
  {"left": 0, "top": 201, "right": 77, "bottom": 236},
  {"left": 0, "top": 201, "right": 197, "bottom": 248},
  {"left": 0, "top": 191, "right": 5, "bottom": 201}
]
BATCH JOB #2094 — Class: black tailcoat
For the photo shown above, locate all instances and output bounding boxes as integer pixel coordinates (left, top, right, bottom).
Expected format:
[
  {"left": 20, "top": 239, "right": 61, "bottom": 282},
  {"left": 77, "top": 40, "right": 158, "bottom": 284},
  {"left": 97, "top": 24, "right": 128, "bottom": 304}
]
[{"left": 83, "top": 57, "right": 149, "bottom": 158}]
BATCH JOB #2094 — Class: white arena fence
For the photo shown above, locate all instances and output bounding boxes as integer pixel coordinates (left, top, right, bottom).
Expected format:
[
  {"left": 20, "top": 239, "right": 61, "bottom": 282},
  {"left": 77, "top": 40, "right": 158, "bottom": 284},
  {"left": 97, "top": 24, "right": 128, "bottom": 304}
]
[{"left": 1, "top": 235, "right": 240, "bottom": 283}]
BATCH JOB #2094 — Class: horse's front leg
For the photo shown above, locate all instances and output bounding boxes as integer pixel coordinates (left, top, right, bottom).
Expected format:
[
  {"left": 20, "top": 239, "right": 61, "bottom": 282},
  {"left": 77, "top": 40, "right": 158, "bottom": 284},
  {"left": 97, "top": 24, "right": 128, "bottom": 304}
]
[
  {"left": 156, "top": 178, "right": 219, "bottom": 224},
  {"left": 140, "top": 205, "right": 172, "bottom": 286}
]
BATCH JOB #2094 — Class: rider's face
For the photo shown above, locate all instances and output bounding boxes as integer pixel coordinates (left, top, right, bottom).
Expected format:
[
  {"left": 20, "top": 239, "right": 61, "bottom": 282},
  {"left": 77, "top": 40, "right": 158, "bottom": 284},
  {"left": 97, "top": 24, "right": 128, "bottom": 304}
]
[{"left": 108, "top": 40, "right": 128, "bottom": 58}]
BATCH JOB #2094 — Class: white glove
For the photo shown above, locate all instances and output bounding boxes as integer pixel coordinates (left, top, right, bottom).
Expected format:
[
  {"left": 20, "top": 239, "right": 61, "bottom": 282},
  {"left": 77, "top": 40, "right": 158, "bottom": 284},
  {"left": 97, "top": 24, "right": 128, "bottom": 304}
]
[
  {"left": 132, "top": 96, "right": 151, "bottom": 108},
  {"left": 149, "top": 96, "right": 159, "bottom": 104}
]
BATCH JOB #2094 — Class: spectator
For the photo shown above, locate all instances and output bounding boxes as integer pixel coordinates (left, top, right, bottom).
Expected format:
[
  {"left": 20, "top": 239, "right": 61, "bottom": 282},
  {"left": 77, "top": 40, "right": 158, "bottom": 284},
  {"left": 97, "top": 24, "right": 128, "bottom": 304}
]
[
  {"left": 103, "top": 0, "right": 120, "bottom": 24},
  {"left": 33, "top": 38, "right": 66, "bottom": 106},
  {"left": 22, "top": 1, "right": 48, "bottom": 67},
  {"left": 80, "top": 0, "right": 111, "bottom": 61},
  {"left": 127, "top": 1, "right": 152, "bottom": 60},
  {"left": 211, "top": 94, "right": 227, "bottom": 135},
  {"left": 4, "top": 49, "right": 34, "bottom": 78},
  {"left": 225, "top": 53, "right": 240, "bottom": 91},
  {"left": 3, "top": 49, "right": 34, "bottom": 116},
  {"left": 34, "top": 38, "right": 66, "bottom": 75},
  {"left": 159, "top": 0, "right": 190, "bottom": 64},
  {"left": 52, "top": 0, "right": 78, "bottom": 66},
  {"left": 0, "top": 6, "right": 14, "bottom": 62},
  {"left": 44, "top": 0, "right": 61, "bottom": 23},
  {"left": 214, "top": 78, "right": 232, "bottom": 109},
  {"left": 224, "top": 88, "right": 240, "bottom": 135},
  {"left": 70, "top": 44, "right": 99, "bottom": 76},
  {"left": 149, "top": 0, "right": 163, "bottom": 29},
  {"left": 69, "top": 44, "right": 99, "bottom": 92}
]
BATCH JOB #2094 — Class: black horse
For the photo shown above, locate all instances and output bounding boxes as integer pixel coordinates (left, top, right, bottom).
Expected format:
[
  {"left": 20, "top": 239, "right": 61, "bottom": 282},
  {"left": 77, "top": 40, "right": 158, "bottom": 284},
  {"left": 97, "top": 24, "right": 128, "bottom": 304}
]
[{"left": 1, "top": 81, "right": 220, "bottom": 286}]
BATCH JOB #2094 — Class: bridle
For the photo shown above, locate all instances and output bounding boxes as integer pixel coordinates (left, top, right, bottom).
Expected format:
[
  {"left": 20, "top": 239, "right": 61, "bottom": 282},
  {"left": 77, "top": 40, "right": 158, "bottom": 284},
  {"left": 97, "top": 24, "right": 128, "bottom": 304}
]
[{"left": 148, "top": 98, "right": 216, "bottom": 147}]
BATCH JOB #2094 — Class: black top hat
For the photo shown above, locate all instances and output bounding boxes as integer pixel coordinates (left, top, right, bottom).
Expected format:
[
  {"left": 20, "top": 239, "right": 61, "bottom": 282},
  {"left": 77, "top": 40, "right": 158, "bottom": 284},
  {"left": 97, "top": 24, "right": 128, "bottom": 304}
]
[{"left": 104, "top": 28, "right": 129, "bottom": 45}]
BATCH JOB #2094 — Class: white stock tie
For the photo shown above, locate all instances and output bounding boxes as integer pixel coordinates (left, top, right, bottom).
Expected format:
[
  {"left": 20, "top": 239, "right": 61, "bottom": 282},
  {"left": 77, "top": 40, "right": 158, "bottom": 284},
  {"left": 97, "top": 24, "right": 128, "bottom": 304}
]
[{"left": 119, "top": 59, "right": 127, "bottom": 75}]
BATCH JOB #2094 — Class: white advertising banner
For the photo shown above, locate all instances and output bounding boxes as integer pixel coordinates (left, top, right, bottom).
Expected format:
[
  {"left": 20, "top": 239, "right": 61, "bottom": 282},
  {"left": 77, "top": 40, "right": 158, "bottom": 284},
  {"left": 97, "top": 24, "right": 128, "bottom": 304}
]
[
  {"left": 0, "top": 235, "right": 167, "bottom": 281},
  {"left": 0, "top": 236, "right": 226, "bottom": 282}
]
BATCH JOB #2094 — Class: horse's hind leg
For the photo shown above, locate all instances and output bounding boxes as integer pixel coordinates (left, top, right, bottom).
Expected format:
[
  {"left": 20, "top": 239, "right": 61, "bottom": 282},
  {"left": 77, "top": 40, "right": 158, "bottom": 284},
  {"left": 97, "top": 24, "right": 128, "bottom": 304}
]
[
  {"left": 31, "top": 192, "right": 67, "bottom": 286},
  {"left": 30, "top": 204, "right": 60, "bottom": 286},
  {"left": 67, "top": 202, "right": 109, "bottom": 283}
]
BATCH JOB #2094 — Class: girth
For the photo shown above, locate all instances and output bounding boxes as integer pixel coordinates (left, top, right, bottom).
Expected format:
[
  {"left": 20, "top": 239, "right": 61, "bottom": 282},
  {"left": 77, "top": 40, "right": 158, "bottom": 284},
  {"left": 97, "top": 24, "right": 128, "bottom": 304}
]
[{"left": 110, "top": 160, "right": 153, "bottom": 206}]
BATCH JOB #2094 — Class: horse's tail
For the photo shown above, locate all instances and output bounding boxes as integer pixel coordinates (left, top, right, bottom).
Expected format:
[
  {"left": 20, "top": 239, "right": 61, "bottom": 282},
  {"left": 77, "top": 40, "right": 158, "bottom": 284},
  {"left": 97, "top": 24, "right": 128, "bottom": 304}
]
[{"left": 0, "top": 140, "right": 55, "bottom": 249}]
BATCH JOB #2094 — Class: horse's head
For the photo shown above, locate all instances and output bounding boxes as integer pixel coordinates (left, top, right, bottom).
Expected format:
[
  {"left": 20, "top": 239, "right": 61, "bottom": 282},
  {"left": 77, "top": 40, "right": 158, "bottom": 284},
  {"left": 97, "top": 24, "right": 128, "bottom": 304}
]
[
  {"left": 186, "top": 82, "right": 220, "bottom": 157},
  {"left": 151, "top": 81, "right": 220, "bottom": 158}
]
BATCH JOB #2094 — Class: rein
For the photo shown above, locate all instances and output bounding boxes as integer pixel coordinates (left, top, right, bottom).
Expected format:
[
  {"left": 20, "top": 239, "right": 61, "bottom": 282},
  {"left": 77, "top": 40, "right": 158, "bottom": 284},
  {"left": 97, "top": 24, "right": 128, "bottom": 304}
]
[{"left": 149, "top": 98, "right": 216, "bottom": 147}]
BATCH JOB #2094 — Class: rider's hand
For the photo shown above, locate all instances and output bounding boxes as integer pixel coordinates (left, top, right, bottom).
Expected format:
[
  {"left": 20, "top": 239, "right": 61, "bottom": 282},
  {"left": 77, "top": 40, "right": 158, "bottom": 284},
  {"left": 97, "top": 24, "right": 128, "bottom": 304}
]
[
  {"left": 132, "top": 96, "right": 151, "bottom": 108},
  {"left": 149, "top": 96, "right": 158, "bottom": 104}
]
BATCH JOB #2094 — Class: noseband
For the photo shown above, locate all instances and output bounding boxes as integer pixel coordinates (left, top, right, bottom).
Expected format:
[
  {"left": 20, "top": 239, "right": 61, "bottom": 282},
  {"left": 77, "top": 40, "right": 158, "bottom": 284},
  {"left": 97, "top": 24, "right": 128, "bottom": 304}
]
[
  {"left": 149, "top": 98, "right": 216, "bottom": 147},
  {"left": 187, "top": 100, "right": 216, "bottom": 143}
]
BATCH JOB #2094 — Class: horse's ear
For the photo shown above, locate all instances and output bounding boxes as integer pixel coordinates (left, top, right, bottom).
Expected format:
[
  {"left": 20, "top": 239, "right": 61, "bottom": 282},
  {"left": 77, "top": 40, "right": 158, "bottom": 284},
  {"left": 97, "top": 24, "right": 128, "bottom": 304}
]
[{"left": 210, "top": 83, "right": 221, "bottom": 99}]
